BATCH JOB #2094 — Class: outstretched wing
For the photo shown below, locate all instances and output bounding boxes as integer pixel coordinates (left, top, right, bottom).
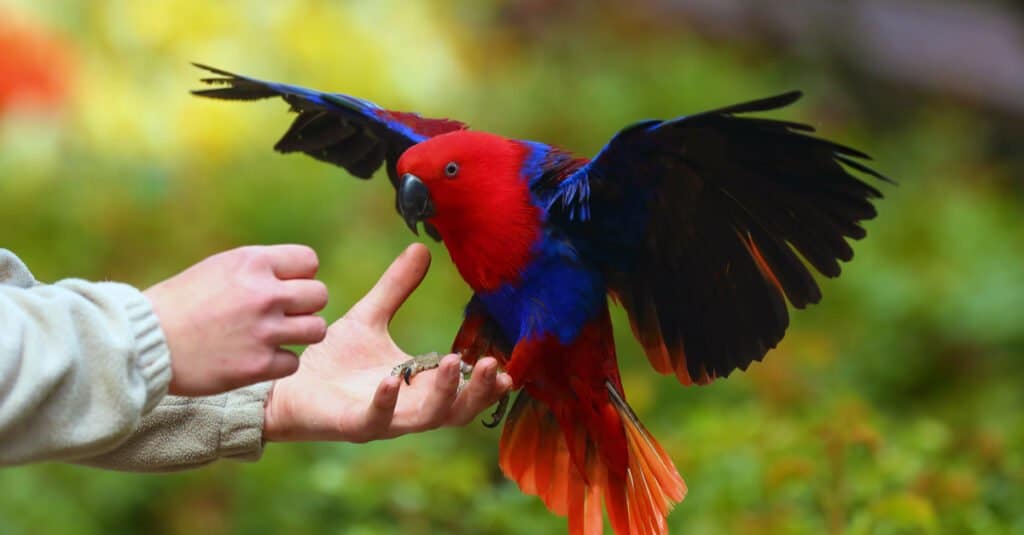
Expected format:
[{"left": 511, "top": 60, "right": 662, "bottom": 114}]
[
  {"left": 191, "top": 63, "right": 467, "bottom": 188},
  {"left": 547, "top": 91, "right": 890, "bottom": 384}
]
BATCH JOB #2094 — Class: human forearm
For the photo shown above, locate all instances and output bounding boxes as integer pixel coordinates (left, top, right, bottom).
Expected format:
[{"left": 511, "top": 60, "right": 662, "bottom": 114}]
[{"left": 0, "top": 250, "right": 172, "bottom": 465}]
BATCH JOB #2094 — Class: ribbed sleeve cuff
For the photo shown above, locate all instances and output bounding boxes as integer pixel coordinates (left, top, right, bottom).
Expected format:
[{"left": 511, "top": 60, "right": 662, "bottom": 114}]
[{"left": 97, "top": 282, "right": 172, "bottom": 415}]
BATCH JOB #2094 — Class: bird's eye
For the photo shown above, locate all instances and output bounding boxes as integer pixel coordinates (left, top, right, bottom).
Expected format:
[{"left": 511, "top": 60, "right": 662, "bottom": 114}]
[{"left": 444, "top": 161, "right": 459, "bottom": 178}]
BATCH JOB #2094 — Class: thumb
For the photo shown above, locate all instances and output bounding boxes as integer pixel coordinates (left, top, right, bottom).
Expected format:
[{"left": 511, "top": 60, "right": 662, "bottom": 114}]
[{"left": 349, "top": 243, "right": 431, "bottom": 328}]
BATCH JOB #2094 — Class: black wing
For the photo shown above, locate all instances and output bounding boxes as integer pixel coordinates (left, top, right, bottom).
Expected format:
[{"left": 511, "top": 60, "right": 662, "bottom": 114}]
[
  {"left": 549, "top": 91, "right": 890, "bottom": 384},
  {"left": 191, "top": 63, "right": 467, "bottom": 189}
]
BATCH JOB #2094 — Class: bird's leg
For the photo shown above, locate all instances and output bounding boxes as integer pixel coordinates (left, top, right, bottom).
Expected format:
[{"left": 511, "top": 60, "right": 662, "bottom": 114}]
[
  {"left": 482, "top": 392, "right": 511, "bottom": 428},
  {"left": 391, "top": 352, "right": 442, "bottom": 384},
  {"left": 392, "top": 354, "right": 510, "bottom": 423},
  {"left": 391, "top": 352, "right": 473, "bottom": 392}
]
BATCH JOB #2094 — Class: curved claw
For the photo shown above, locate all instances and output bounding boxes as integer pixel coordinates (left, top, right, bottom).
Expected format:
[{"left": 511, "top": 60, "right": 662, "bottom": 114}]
[{"left": 481, "top": 392, "right": 511, "bottom": 428}]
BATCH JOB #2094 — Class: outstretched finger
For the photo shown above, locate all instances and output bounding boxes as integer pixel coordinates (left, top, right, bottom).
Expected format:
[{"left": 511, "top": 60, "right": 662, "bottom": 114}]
[
  {"left": 415, "top": 354, "right": 461, "bottom": 429},
  {"left": 349, "top": 243, "right": 431, "bottom": 328},
  {"left": 448, "top": 358, "right": 505, "bottom": 426},
  {"left": 450, "top": 358, "right": 514, "bottom": 426},
  {"left": 356, "top": 376, "right": 401, "bottom": 442}
]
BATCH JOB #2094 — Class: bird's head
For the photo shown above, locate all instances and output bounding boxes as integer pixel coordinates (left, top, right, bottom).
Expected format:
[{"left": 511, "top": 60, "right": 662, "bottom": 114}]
[
  {"left": 396, "top": 130, "right": 545, "bottom": 290},
  {"left": 396, "top": 130, "right": 540, "bottom": 239}
]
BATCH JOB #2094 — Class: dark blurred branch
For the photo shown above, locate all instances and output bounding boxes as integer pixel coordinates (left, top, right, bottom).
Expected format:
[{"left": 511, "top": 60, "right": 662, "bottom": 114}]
[{"left": 650, "top": 0, "right": 1024, "bottom": 118}]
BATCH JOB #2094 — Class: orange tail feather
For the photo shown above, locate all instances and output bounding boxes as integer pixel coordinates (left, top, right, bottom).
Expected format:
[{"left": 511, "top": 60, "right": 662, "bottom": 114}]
[
  {"left": 500, "top": 390, "right": 686, "bottom": 534},
  {"left": 609, "top": 385, "right": 687, "bottom": 534}
]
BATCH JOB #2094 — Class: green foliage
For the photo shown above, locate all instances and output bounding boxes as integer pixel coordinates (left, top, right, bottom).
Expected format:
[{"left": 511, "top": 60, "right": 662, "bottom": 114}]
[{"left": 1, "top": 1, "right": 1022, "bottom": 533}]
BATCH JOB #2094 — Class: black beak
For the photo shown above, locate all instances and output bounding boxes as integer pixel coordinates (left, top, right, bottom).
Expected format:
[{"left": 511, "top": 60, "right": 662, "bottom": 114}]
[{"left": 398, "top": 174, "right": 435, "bottom": 236}]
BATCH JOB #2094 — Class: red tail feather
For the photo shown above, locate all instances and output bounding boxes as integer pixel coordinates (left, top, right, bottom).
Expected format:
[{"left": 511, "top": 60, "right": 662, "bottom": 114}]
[{"left": 500, "top": 390, "right": 686, "bottom": 534}]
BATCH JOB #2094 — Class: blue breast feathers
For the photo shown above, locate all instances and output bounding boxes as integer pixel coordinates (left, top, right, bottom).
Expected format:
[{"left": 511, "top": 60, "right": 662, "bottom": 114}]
[{"left": 477, "top": 234, "right": 605, "bottom": 345}]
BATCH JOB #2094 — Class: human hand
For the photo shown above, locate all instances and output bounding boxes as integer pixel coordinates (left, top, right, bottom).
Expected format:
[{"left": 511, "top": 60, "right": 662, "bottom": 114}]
[
  {"left": 262, "top": 243, "right": 513, "bottom": 443},
  {"left": 144, "top": 245, "right": 328, "bottom": 396}
]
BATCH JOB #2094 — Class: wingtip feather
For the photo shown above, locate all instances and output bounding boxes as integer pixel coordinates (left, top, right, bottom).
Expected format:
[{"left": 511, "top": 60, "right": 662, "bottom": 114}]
[
  {"left": 190, "top": 62, "right": 239, "bottom": 78},
  {"left": 718, "top": 90, "right": 804, "bottom": 115}
]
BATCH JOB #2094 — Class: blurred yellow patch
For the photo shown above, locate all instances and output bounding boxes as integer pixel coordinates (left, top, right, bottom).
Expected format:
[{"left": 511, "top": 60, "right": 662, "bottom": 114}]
[{"left": 868, "top": 492, "right": 937, "bottom": 533}]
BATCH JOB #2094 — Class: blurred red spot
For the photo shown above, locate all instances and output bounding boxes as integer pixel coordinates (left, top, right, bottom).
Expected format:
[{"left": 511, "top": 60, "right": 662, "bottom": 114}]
[{"left": 0, "top": 14, "right": 75, "bottom": 117}]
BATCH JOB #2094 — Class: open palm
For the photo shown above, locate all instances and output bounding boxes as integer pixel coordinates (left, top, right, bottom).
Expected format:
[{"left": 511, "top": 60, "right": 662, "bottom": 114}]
[{"left": 262, "top": 244, "right": 512, "bottom": 443}]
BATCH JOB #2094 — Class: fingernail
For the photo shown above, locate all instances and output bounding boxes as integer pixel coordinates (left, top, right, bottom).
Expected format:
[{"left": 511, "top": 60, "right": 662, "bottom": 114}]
[
  {"left": 400, "top": 243, "right": 422, "bottom": 258},
  {"left": 443, "top": 356, "right": 459, "bottom": 377}
]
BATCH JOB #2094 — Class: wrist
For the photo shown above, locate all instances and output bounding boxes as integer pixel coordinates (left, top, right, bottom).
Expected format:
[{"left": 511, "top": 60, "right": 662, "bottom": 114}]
[
  {"left": 262, "top": 381, "right": 280, "bottom": 442},
  {"left": 262, "top": 381, "right": 294, "bottom": 442}
]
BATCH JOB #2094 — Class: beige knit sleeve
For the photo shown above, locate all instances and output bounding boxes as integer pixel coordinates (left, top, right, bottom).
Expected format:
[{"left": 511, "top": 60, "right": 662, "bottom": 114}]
[
  {"left": 76, "top": 382, "right": 271, "bottom": 472},
  {"left": 0, "top": 250, "right": 172, "bottom": 465}
]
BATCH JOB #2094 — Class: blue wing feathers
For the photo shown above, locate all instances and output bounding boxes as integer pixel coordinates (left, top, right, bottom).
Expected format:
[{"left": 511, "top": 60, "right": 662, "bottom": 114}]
[{"left": 192, "top": 63, "right": 465, "bottom": 184}]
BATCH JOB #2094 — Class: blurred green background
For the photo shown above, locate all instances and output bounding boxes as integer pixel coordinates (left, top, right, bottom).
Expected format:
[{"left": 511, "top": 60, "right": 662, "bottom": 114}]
[{"left": 2, "top": 1, "right": 1023, "bottom": 534}]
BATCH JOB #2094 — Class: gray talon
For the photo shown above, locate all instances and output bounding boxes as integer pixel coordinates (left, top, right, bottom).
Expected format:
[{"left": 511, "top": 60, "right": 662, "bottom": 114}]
[
  {"left": 482, "top": 392, "right": 511, "bottom": 428},
  {"left": 391, "top": 352, "right": 443, "bottom": 384}
]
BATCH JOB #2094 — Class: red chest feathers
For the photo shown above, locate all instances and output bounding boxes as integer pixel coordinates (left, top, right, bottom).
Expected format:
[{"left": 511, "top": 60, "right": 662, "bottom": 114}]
[
  {"left": 415, "top": 133, "right": 546, "bottom": 292},
  {"left": 434, "top": 178, "right": 544, "bottom": 291}
]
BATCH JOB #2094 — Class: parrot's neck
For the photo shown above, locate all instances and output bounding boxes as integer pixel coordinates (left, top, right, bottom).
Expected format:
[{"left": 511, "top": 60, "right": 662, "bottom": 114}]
[
  {"left": 423, "top": 137, "right": 552, "bottom": 292},
  {"left": 436, "top": 202, "right": 545, "bottom": 292}
]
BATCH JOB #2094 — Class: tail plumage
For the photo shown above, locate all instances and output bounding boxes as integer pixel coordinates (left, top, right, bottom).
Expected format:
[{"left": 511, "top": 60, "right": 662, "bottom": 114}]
[
  {"left": 499, "top": 388, "right": 686, "bottom": 534},
  {"left": 608, "top": 385, "right": 687, "bottom": 534}
]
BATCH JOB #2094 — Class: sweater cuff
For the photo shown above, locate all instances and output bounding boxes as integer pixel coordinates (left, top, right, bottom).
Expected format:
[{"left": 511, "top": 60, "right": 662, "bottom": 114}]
[
  {"left": 220, "top": 381, "right": 273, "bottom": 462},
  {"left": 96, "top": 282, "right": 172, "bottom": 415}
]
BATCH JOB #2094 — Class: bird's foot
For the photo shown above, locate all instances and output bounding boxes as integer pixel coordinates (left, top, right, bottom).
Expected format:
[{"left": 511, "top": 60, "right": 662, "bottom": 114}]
[
  {"left": 482, "top": 391, "right": 511, "bottom": 428},
  {"left": 391, "top": 352, "right": 473, "bottom": 390}
]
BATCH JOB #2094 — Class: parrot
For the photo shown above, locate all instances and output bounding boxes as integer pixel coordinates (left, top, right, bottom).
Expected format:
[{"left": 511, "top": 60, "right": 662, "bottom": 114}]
[{"left": 192, "top": 63, "right": 888, "bottom": 534}]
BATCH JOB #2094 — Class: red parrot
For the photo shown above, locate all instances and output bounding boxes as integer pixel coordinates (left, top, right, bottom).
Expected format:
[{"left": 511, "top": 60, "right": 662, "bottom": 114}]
[{"left": 193, "top": 64, "right": 888, "bottom": 534}]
